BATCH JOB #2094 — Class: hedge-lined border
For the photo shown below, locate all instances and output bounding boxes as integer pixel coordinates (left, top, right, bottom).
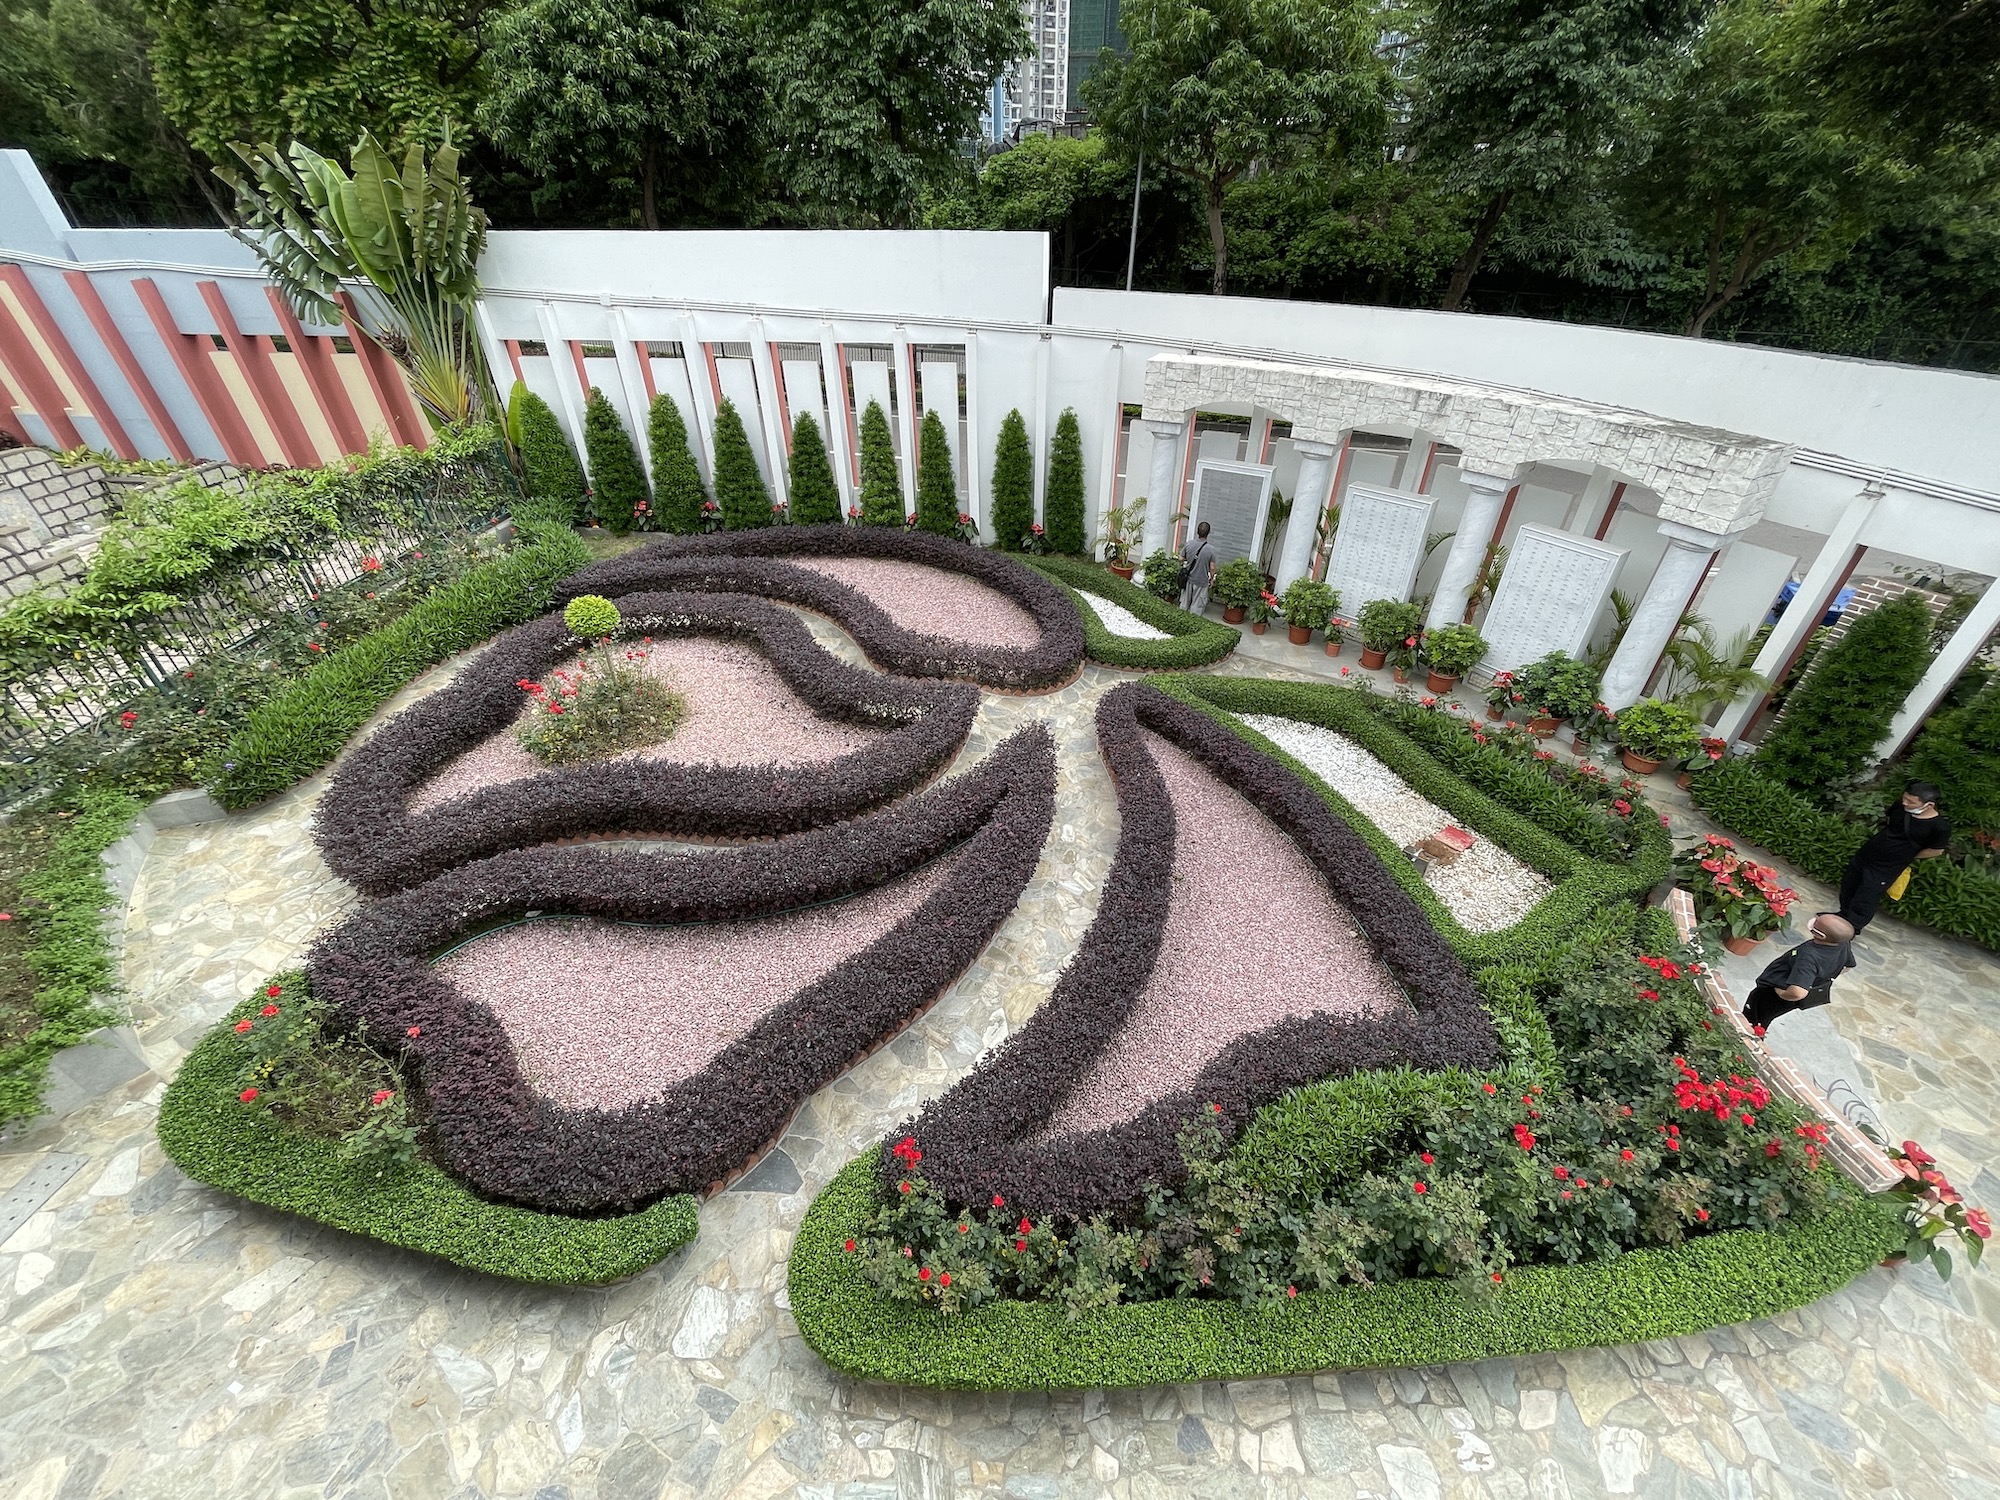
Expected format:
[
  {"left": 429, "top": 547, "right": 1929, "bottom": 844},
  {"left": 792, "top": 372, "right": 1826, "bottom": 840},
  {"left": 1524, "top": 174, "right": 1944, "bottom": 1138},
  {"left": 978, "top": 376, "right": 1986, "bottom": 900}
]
[
  {"left": 158, "top": 985, "right": 697, "bottom": 1284},
  {"left": 1157, "top": 675, "right": 1673, "bottom": 969},
  {"left": 791, "top": 1150, "right": 1902, "bottom": 1388},
  {"left": 553, "top": 526, "right": 1085, "bottom": 692},
  {"left": 306, "top": 728, "right": 1056, "bottom": 1214},
  {"left": 1692, "top": 757, "right": 2000, "bottom": 952},
  {"left": 314, "top": 591, "right": 979, "bottom": 896},
  {"left": 1020, "top": 555, "right": 1238, "bottom": 670},
  {"left": 898, "top": 682, "right": 1496, "bottom": 1219},
  {"left": 210, "top": 514, "right": 592, "bottom": 809}
]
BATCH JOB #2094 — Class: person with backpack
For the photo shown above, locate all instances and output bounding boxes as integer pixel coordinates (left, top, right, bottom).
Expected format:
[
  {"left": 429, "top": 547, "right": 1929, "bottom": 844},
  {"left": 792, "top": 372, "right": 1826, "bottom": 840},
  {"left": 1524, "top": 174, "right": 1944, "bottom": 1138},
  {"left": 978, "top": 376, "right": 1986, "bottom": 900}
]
[{"left": 1179, "top": 521, "right": 1216, "bottom": 615}]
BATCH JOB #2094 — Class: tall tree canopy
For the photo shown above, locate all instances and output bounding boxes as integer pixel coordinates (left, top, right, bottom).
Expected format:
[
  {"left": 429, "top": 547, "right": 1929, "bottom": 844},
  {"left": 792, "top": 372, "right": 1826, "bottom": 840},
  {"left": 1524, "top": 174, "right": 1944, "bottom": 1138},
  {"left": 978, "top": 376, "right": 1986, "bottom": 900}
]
[
  {"left": 1086, "top": 0, "right": 1388, "bottom": 294},
  {"left": 1405, "top": 0, "right": 1709, "bottom": 309},
  {"left": 1793, "top": 0, "right": 2000, "bottom": 155},
  {"left": 479, "top": 0, "right": 761, "bottom": 228},
  {"left": 745, "top": 0, "right": 1028, "bottom": 225}
]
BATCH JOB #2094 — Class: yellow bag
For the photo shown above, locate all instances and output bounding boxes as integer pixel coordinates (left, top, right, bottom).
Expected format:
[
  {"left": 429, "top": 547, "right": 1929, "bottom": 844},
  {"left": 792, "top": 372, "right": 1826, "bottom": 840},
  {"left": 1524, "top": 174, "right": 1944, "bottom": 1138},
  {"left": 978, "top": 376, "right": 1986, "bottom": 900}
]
[{"left": 1887, "top": 867, "right": 1913, "bottom": 901}]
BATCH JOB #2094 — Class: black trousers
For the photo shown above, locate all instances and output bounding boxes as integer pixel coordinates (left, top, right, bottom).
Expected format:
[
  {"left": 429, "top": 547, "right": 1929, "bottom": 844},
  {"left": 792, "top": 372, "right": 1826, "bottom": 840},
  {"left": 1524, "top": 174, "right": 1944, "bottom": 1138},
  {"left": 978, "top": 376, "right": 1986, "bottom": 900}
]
[
  {"left": 1838, "top": 860, "right": 1896, "bottom": 932},
  {"left": 1744, "top": 981, "right": 1833, "bottom": 1031}
]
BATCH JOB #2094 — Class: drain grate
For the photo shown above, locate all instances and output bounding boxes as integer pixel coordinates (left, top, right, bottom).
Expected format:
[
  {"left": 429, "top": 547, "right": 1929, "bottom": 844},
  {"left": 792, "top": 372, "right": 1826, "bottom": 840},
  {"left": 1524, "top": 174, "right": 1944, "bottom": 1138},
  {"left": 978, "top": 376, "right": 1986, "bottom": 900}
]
[{"left": 0, "top": 1152, "right": 89, "bottom": 1245}]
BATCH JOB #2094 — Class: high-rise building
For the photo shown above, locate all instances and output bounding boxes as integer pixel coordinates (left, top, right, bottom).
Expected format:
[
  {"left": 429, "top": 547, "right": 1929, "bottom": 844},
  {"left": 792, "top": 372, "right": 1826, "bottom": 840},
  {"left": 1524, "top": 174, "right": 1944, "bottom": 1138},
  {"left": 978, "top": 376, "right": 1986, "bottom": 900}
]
[
  {"left": 978, "top": 0, "right": 1074, "bottom": 145},
  {"left": 1067, "top": 0, "right": 1127, "bottom": 112}
]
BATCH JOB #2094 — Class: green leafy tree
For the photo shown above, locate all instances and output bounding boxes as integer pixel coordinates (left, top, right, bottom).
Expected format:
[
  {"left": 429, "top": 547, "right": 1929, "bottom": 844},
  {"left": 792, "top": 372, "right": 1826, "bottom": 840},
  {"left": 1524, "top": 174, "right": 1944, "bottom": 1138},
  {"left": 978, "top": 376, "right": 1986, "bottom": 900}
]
[
  {"left": 145, "top": 0, "right": 495, "bottom": 165},
  {"left": 1043, "top": 409, "right": 1086, "bottom": 555},
  {"left": 1793, "top": 0, "right": 2000, "bottom": 156},
  {"left": 745, "top": 0, "right": 1029, "bottom": 225},
  {"left": 913, "top": 409, "right": 960, "bottom": 536},
  {"left": 1905, "top": 679, "right": 2000, "bottom": 837},
  {"left": 1621, "top": 0, "right": 1886, "bottom": 336},
  {"left": 1756, "top": 593, "right": 1937, "bottom": 795},
  {"left": 711, "top": 398, "right": 772, "bottom": 529},
  {"left": 479, "top": 0, "right": 761, "bottom": 229},
  {"left": 1217, "top": 160, "right": 1469, "bottom": 303},
  {"left": 989, "top": 409, "right": 1034, "bottom": 550},
  {"left": 582, "top": 388, "right": 648, "bottom": 533},
  {"left": 508, "top": 381, "right": 588, "bottom": 521},
  {"left": 1085, "top": 0, "right": 1388, "bottom": 295},
  {"left": 1404, "top": 0, "right": 1707, "bottom": 310},
  {"left": 646, "top": 392, "right": 707, "bottom": 533},
  {"left": 856, "top": 399, "right": 903, "bottom": 525},
  {"left": 785, "top": 412, "right": 842, "bottom": 525}
]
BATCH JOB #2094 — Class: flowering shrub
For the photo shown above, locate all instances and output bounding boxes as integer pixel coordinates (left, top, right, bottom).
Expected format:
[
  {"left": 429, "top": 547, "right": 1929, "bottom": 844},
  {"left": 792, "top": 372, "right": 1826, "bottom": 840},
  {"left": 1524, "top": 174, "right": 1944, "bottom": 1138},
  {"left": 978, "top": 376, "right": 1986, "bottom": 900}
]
[
  {"left": 1883, "top": 1139, "right": 1990, "bottom": 1277},
  {"left": 1673, "top": 833, "right": 1796, "bottom": 942},
  {"left": 1279, "top": 578, "right": 1338, "bottom": 633},
  {"left": 229, "top": 981, "right": 416, "bottom": 1173},
  {"left": 1249, "top": 589, "right": 1282, "bottom": 626},
  {"left": 1613, "top": 698, "right": 1702, "bottom": 763},
  {"left": 512, "top": 640, "right": 687, "bottom": 767},
  {"left": 1356, "top": 598, "right": 1423, "bottom": 654},
  {"left": 1421, "top": 624, "right": 1488, "bottom": 679},
  {"left": 1513, "top": 651, "right": 1600, "bottom": 721}
]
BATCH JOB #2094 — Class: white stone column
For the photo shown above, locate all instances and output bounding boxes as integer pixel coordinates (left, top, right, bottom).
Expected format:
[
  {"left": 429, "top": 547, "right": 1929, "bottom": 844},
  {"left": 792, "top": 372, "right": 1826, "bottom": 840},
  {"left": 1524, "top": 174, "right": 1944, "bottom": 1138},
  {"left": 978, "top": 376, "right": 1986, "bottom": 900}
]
[
  {"left": 1426, "top": 467, "right": 1514, "bottom": 630},
  {"left": 1275, "top": 439, "right": 1337, "bottom": 592},
  {"left": 1138, "top": 417, "right": 1184, "bottom": 558},
  {"left": 1599, "top": 521, "right": 1730, "bottom": 710}
]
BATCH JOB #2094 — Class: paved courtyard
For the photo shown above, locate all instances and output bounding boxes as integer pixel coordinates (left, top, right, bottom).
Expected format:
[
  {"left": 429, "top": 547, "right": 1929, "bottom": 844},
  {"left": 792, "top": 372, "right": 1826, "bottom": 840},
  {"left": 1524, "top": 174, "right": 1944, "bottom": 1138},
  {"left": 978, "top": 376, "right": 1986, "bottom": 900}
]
[{"left": 3, "top": 616, "right": 1999, "bottom": 1500}]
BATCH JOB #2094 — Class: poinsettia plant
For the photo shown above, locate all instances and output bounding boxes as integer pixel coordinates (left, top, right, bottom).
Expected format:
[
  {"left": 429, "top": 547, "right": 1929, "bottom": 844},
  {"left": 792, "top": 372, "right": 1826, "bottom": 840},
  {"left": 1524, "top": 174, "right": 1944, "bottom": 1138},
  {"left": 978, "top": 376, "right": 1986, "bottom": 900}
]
[
  {"left": 1680, "top": 736, "right": 1729, "bottom": 773},
  {"left": 1882, "top": 1138, "right": 1989, "bottom": 1278},
  {"left": 1673, "top": 833, "right": 1796, "bottom": 942}
]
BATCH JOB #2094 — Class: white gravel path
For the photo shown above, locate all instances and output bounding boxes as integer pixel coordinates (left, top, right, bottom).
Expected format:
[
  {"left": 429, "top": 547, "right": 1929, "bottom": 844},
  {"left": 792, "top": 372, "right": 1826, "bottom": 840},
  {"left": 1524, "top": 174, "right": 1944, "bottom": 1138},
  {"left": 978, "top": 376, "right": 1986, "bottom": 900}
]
[
  {"left": 1078, "top": 591, "right": 1171, "bottom": 641},
  {"left": 1238, "top": 712, "right": 1551, "bottom": 933}
]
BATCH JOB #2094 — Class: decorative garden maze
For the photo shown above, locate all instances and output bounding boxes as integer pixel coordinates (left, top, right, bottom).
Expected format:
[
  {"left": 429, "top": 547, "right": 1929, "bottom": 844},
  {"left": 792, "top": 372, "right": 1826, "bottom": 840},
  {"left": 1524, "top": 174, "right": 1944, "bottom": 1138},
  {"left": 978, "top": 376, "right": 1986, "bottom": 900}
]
[{"left": 158, "top": 526, "right": 1903, "bottom": 1386}]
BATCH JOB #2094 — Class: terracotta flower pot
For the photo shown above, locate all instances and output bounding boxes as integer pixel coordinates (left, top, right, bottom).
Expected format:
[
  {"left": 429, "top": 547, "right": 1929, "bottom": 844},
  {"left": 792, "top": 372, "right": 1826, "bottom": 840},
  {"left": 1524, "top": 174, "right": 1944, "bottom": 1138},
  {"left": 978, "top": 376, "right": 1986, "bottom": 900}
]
[
  {"left": 1527, "top": 715, "right": 1559, "bottom": 738},
  {"left": 1359, "top": 646, "right": 1387, "bottom": 669},
  {"left": 1288, "top": 623, "right": 1312, "bottom": 645},
  {"left": 1392, "top": 666, "right": 1409, "bottom": 683},
  {"left": 1676, "top": 770, "right": 1694, "bottom": 790},
  {"left": 1485, "top": 705, "right": 1505, "bottom": 721},
  {"left": 1251, "top": 620, "right": 1268, "bottom": 635},
  {"left": 1426, "top": 670, "right": 1458, "bottom": 694},
  {"left": 1620, "top": 749, "right": 1666, "bottom": 776},
  {"left": 1722, "top": 934, "right": 1762, "bottom": 956},
  {"left": 1325, "top": 639, "right": 1343, "bottom": 658},
  {"left": 1109, "top": 562, "right": 1136, "bottom": 581},
  {"left": 1223, "top": 605, "right": 1246, "bottom": 624}
]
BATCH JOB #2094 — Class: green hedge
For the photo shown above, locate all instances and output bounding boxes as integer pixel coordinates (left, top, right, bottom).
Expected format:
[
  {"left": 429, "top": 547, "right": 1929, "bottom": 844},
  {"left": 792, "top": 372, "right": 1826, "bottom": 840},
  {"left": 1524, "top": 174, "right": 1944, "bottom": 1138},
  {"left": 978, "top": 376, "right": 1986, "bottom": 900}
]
[
  {"left": 0, "top": 787, "right": 140, "bottom": 1127},
  {"left": 208, "top": 522, "right": 590, "bottom": 808},
  {"left": 1692, "top": 756, "right": 2000, "bottom": 950},
  {"left": 1023, "top": 556, "right": 1237, "bottom": 670},
  {"left": 789, "top": 1152, "right": 1901, "bottom": 1388},
  {"left": 1156, "top": 675, "right": 1672, "bottom": 969},
  {"left": 159, "top": 993, "right": 697, "bottom": 1283}
]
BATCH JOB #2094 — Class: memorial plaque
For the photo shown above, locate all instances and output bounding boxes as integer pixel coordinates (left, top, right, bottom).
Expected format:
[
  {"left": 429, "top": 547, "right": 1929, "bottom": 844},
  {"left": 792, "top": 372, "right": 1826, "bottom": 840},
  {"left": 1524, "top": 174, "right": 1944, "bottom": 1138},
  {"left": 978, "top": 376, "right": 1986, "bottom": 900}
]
[
  {"left": 1188, "top": 460, "right": 1274, "bottom": 568},
  {"left": 1478, "top": 524, "right": 1627, "bottom": 676},
  {"left": 1320, "top": 483, "right": 1435, "bottom": 615}
]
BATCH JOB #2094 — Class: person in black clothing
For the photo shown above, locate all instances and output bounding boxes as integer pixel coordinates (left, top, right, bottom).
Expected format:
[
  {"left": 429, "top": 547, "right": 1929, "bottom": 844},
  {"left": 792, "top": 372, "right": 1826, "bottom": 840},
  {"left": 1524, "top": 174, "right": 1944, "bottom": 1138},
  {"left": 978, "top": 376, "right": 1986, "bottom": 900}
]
[
  {"left": 1743, "top": 913, "right": 1857, "bottom": 1031},
  {"left": 1838, "top": 781, "right": 1950, "bottom": 932}
]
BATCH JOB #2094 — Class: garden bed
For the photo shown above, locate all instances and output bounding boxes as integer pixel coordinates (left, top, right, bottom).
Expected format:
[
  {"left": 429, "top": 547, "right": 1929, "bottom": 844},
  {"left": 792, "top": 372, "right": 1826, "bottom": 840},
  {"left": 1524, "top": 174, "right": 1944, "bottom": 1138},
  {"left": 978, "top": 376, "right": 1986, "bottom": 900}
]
[{"left": 1022, "top": 554, "right": 1238, "bottom": 670}]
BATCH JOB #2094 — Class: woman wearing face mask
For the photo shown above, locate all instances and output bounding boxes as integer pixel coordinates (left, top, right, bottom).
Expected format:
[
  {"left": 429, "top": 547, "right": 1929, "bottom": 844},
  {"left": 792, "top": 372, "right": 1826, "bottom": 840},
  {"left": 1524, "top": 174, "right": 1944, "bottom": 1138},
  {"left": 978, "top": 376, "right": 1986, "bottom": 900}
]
[{"left": 1838, "top": 781, "right": 1950, "bottom": 933}]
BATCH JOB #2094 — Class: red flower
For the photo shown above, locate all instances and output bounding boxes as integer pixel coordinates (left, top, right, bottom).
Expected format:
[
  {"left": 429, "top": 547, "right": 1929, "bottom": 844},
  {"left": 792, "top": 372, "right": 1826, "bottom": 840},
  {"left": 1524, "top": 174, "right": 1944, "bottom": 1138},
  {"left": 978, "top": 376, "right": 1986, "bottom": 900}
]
[
  {"left": 1015, "top": 1237, "right": 1028, "bottom": 1252},
  {"left": 1765, "top": 1140, "right": 1782, "bottom": 1157},
  {"left": 1420, "top": 1152, "right": 1434, "bottom": 1165},
  {"left": 1287, "top": 1284, "right": 1297, "bottom": 1298},
  {"left": 940, "top": 1272, "right": 951, "bottom": 1288},
  {"left": 1412, "top": 1181, "right": 1427, "bottom": 1194},
  {"left": 1018, "top": 1217, "right": 1032, "bottom": 1234},
  {"left": 1902, "top": 1140, "right": 1936, "bottom": 1166},
  {"left": 844, "top": 1239, "right": 856, "bottom": 1253},
  {"left": 1621, "top": 1149, "right": 1635, "bottom": 1161},
  {"left": 361, "top": 556, "right": 381, "bottom": 572},
  {"left": 260, "top": 1004, "right": 279, "bottom": 1017},
  {"left": 1968, "top": 1209, "right": 1993, "bottom": 1241},
  {"left": 1481, "top": 1082, "right": 1497, "bottom": 1094},
  {"left": 234, "top": 1018, "right": 253, "bottom": 1033},
  {"left": 372, "top": 1089, "right": 394, "bottom": 1107},
  {"left": 1491, "top": 1272, "right": 1503, "bottom": 1283},
  {"left": 1695, "top": 1208, "right": 1710, "bottom": 1222},
  {"left": 119, "top": 710, "right": 139, "bottom": 729},
  {"left": 1561, "top": 1190, "right": 1572, "bottom": 1200},
  {"left": 1513, "top": 1124, "right": 1537, "bottom": 1152},
  {"left": 238, "top": 1088, "right": 259, "bottom": 1103},
  {"left": 898, "top": 1180, "right": 912, "bottom": 1194},
  {"left": 919, "top": 1266, "right": 932, "bottom": 1282},
  {"left": 991, "top": 1194, "right": 1005, "bottom": 1208},
  {"left": 958, "top": 1222, "right": 969, "bottom": 1234},
  {"left": 308, "top": 642, "right": 322, "bottom": 651}
]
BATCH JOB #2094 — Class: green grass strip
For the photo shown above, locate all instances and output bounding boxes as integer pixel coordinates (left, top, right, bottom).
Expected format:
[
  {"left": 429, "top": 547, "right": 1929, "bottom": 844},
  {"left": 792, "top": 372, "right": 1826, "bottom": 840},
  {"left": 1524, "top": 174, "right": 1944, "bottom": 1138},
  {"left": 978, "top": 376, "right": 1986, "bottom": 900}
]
[
  {"left": 0, "top": 787, "right": 141, "bottom": 1128},
  {"left": 1022, "top": 555, "right": 1238, "bottom": 669},
  {"left": 790, "top": 1153, "right": 1902, "bottom": 1389},
  {"left": 158, "top": 993, "right": 697, "bottom": 1284}
]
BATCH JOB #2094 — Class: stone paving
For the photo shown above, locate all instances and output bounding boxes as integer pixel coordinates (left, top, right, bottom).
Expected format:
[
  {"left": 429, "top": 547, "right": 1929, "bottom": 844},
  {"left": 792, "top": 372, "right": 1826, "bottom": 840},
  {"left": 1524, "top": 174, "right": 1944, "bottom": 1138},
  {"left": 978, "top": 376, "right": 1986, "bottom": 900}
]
[{"left": 3, "top": 611, "right": 2000, "bottom": 1500}]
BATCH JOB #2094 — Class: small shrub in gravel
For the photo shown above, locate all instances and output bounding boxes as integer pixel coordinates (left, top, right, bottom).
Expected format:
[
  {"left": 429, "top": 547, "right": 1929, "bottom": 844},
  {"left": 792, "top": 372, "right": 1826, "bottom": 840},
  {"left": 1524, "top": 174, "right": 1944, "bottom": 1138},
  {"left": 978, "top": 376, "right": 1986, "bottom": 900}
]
[
  {"left": 562, "top": 594, "right": 621, "bottom": 639},
  {"left": 513, "top": 642, "right": 687, "bottom": 767}
]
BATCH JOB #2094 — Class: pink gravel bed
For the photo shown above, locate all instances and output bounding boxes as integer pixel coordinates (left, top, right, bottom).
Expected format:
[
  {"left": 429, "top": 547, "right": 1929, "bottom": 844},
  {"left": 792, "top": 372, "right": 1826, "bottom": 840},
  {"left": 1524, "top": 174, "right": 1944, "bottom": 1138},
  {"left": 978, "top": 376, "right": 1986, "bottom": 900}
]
[
  {"left": 410, "top": 636, "right": 881, "bottom": 813},
  {"left": 788, "top": 556, "right": 1042, "bottom": 648},
  {"left": 1044, "top": 733, "right": 1410, "bottom": 1136},
  {"left": 435, "top": 854, "right": 958, "bottom": 1110}
]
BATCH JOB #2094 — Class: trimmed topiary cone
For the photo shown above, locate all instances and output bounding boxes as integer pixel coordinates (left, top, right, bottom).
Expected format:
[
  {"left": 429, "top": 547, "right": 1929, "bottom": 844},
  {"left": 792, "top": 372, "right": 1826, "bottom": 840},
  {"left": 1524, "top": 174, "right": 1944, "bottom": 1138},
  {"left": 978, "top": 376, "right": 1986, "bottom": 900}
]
[
  {"left": 914, "top": 409, "right": 960, "bottom": 537},
  {"left": 990, "top": 409, "right": 1033, "bottom": 550},
  {"left": 712, "top": 398, "right": 773, "bottom": 530},
  {"left": 647, "top": 392, "right": 707, "bottom": 534},
  {"left": 582, "top": 387, "right": 648, "bottom": 534},
  {"left": 857, "top": 399, "right": 903, "bottom": 526},
  {"left": 1043, "top": 408, "right": 1086, "bottom": 555},
  {"left": 788, "top": 412, "right": 842, "bottom": 526},
  {"left": 508, "top": 380, "right": 587, "bottom": 524},
  {"left": 1756, "top": 593, "right": 1936, "bottom": 795}
]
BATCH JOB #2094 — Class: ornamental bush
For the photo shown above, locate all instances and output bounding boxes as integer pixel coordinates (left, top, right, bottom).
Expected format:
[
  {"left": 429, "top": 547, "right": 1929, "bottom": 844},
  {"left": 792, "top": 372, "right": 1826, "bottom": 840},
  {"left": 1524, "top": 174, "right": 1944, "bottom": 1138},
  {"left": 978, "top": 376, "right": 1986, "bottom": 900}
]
[
  {"left": 857, "top": 399, "right": 903, "bottom": 525},
  {"left": 787, "top": 412, "right": 842, "bottom": 526},
  {"left": 1904, "top": 678, "right": 2000, "bottom": 836},
  {"left": 914, "top": 409, "right": 960, "bottom": 537},
  {"left": 581, "top": 388, "right": 648, "bottom": 533},
  {"left": 1513, "top": 651, "right": 1601, "bottom": 720},
  {"left": 1211, "top": 557, "right": 1265, "bottom": 611},
  {"left": 513, "top": 641, "right": 687, "bottom": 766},
  {"left": 712, "top": 398, "right": 773, "bottom": 530},
  {"left": 990, "top": 410, "right": 1035, "bottom": 550},
  {"left": 1141, "top": 548, "right": 1182, "bottom": 601},
  {"left": 1280, "top": 577, "right": 1339, "bottom": 633},
  {"left": 508, "top": 380, "right": 587, "bottom": 522},
  {"left": 1357, "top": 598, "right": 1423, "bottom": 653},
  {"left": 646, "top": 393, "right": 707, "bottom": 534},
  {"left": 1422, "top": 623, "right": 1488, "bottom": 679},
  {"left": 1756, "top": 593, "right": 1935, "bottom": 797},
  {"left": 1042, "top": 410, "right": 1087, "bottom": 555},
  {"left": 1614, "top": 698, "right": 1702, "bottom": 762},
  {"left": 561, "top": 594, "right": 621, "bottom": 639}
]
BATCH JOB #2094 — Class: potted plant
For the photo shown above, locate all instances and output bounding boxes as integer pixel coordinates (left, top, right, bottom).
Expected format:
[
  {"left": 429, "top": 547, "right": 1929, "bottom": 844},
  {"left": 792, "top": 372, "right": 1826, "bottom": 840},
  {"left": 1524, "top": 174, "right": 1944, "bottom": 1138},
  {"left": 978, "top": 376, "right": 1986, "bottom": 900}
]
[
  {"left": 1613, "top": 697, "right": 1702, "bottom": 775},
  {"left": 1357, "top": 599, "right": 1423, "bottom": 671},
  {"left": 1883, "top": 1139, "right": 1992, "bottom": 1277},
  {"left": 1421, "top": 623, "right": 1488, "bottom": 694},
  {"left": 1141, "top": 548, "right": 1182, "bottom": 602},
  {"left": 1096, "top": 500, "right": 1147, "bottom": 579},
  {"left": 1249, "top": 590, "right": 1281, "bottom": 635},
  {"left": 1280, "top": 577, "right": 1338, "bottom": 647},
  {"left": 1676, "top": 735, "right": 1729, "bottom": 789},
  {"left": 1324, "top": 613, "right": 1348, "bottom": 658},
  {"left": 1211, "top": 557, "right": 1264, "bottom": 623},
  {"left": 1673, "top": 833, "right": 1797, "bottom": 954},
  {"left": 1484, "top": 670, "right": 1518, "bottom": 721},
  {"left": 1513, "top": 651, "right": 1600, "bottom": 737}
]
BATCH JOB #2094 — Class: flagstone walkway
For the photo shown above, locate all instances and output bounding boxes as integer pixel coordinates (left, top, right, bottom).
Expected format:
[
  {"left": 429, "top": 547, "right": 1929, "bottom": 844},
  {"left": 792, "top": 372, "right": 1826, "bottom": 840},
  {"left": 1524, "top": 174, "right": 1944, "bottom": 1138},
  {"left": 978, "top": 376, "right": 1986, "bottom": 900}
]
[{"left": 3, "top": 614, "right": 1999, "bottom": 1500}]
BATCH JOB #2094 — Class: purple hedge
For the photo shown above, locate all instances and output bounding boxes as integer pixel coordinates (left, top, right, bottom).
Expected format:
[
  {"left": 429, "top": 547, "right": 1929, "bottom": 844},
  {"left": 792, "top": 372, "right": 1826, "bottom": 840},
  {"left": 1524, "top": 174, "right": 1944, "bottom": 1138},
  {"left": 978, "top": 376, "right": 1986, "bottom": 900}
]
[
  {"left": 305, "top": 727, "right": 1056, "bottom": 1214},
  {"left": 553, "top": 525, "right": 1086, "bottom": 692},
  {"left": 314, "top": 590, "right": 979, "bottom": 896},
  {"left": 897, "top": 683, "right": 1498, "bottom": 1218}
]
